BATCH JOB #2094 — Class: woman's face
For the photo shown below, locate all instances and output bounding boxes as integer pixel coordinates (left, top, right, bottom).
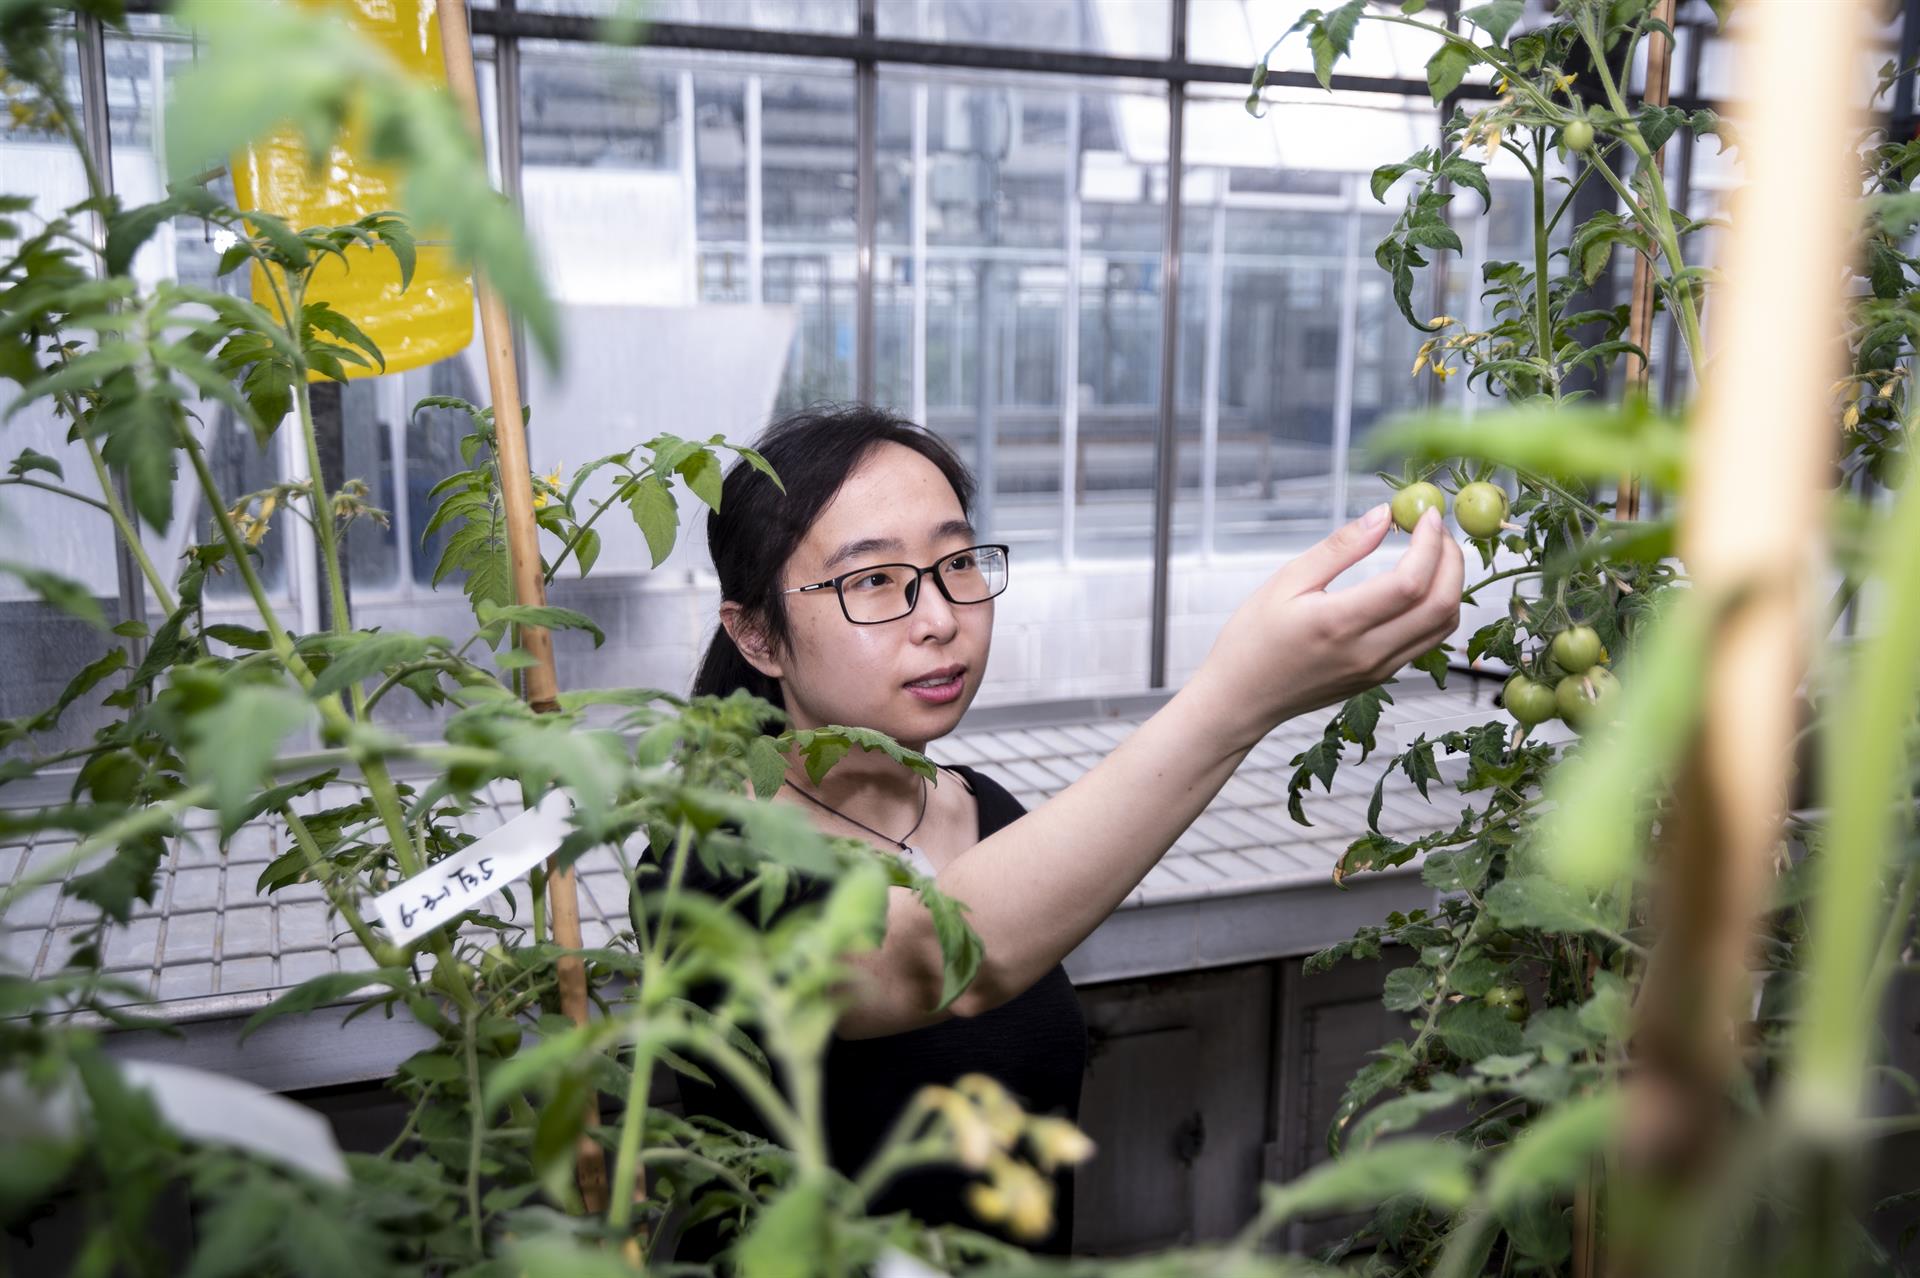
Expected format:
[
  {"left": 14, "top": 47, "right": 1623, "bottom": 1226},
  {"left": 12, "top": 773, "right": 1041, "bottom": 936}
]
[{"left": 747, "top": 442, "right": 994, "bottom": 749}]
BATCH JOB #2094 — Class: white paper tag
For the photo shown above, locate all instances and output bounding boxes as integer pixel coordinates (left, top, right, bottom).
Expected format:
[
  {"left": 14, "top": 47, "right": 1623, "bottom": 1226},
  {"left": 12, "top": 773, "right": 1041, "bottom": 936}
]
[{"left": 367, "top": 787, "right": 575, "bottom": 945}]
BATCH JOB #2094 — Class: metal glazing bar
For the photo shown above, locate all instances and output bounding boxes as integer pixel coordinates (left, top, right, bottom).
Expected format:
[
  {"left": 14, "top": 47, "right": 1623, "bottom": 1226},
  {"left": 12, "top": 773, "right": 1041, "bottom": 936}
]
[
  {"left": 855, "top": 0, "right": 878, "bottom": 404},
  {"left": 74, "top": 12, "right": 150, "bottom": 668},
  {"left": 497, "top": 0, "right": 528, "bottom": 389},
  {"left": 1149, "top": 0, "right": 1189, "bottom": 691},
  {"left": 1328, "top": 184, "right": 1363, "bottom": 529},
  {"left": 1059, "top": 91, "right": 1082, "bottom": 565}
]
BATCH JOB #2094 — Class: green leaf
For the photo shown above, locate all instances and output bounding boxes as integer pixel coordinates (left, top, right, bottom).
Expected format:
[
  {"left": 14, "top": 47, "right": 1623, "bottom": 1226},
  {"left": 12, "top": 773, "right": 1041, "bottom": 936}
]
[
  {"left": 1369, "top": 400, "right": 1684, "bottom": 491},
  {"left": 188, "top": 682, "right": 316, "bottom": 835},
  {"left": 1438, "top": 154, "right": 1492, "bottom": 210},
  {"left": 1485, "top": 1089, "right": 1623, "bottom": 1208},
  {"left": 922, "top": 880, "right": 984, "bottom": 1012},
  {"left": 1523, "top": 1006, "right": 1603, "bottom": 1064},
  {"left": 1308, "top": 0, "right": 1368, "bottom": 89},
  {"left": 204, "top": 623, "right": 273, "bottom": 651},
  {"left": 476, "top": 601, "right": 605, "bottom": 649},
  {"left": 1485, "top": 875, "right": 1614, "bottom": 937},
  {"left": 509, "top": 1236, "right": 648, "bottom": 1278},
  {"left": 1339, "top": 684, "right": 1394, "bottom": 758},
  {"left": 1370, "top": 161, "right": 1417, "bottom": 203},
  {"left": 572, "top": 525, "right": 601, "bottom": 576},
  {"left": 1436, "top": 998, "right": 1524, "bottom": 1060},
  {"left": 1382, "top": 965, "right": 1429, "bottom": 1012},
  {"left": 1576, "top": 971, "right": 1631, "bottom": 1042},
  {"left": 1, "top": 561, "right": 104, "bottom": 629},
  {"left": 28, "top": 640, "right": 126, "bottom": 733},
  {"left": 96, "top": 391, "right": 184, "bottom": 533},
  {"left": 1462, "top": 0, "right": 1523, "bottom": 42},
  {"left": 1426, "top": 42, "right": 1474, "bottom": 101},
  {"left": 626, "top": 473, "right": 679, "bottom": 567},
  {"left": 1351, "top": 1087, "right": 1464, "bottom": 1148},
  {"left": 1538, "top": 590, "right": 1711, "bottom": 891},
  {"left": 733, "top": 1173, "right": 831, "bottom": 1278},
  {"left": 240, "top": 968, "right": 405, "bottom": 1040},
  {"left": 398, "top": 1050, "right": 463, "bottom": 1084},
  {"left": 745, "top": 735, "right": 787, "bottom": 803},
  {"left": 1260, "top": 1139, "right": 1472, "bottom": 1224},
  {"left": 303, "top": 301, "right": 386, "bottom": 374},
  {"left": 675, "top": 447, "right": 724, "bottom": 511},
  {"left": 728, "top": 442, "right": 784, "bottom": 491},
  {"left": 8, "top": 447, "right": 63, "bottom": 480},
  {"left": 308, "top": 631, "right": 432, "bottom": 699},
  {"left": 1411, "top": 645, "right": 1449, "bottom": 689},
  {"left": 1636, "top": 103, "right": 1688, "bottom": 155}
]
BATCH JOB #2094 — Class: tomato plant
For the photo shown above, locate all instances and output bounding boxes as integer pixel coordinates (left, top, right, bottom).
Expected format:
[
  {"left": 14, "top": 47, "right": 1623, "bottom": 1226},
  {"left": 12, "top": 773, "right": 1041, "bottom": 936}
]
[{"left": 1244, "top": 0, "right": 1920, "bottom": 1272}]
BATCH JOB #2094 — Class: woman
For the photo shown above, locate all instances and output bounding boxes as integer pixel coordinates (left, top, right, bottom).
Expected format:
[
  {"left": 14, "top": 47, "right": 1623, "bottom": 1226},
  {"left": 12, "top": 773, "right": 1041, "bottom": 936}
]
[{"left": 670, "top": 405, "right": 1462, "bottom": 1257}]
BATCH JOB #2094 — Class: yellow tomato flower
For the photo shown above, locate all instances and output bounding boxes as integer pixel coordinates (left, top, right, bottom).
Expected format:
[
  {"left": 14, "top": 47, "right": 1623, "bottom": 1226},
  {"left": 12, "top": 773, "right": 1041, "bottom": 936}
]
[
  {"left": 1433, "top": 363, "right": 1457, "bottom": 382},
  {"left": 1025, "top": 1116, "right": 1096, "bottom": 1171},
  {"left": 1554, "top": 71, "right": 1577, "bottom": 94}
]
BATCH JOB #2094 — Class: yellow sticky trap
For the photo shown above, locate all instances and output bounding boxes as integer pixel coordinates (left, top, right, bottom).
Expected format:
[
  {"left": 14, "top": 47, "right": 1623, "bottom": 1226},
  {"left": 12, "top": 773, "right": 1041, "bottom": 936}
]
[{"left": 229, "top": 0, "right": 474, "bottom": 381}]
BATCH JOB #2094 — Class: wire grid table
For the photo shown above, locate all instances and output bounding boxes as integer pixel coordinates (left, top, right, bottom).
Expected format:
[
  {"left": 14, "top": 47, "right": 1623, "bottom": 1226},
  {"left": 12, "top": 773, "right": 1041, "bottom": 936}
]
[{"left": 0, "top": 676, "right": 1500, "bottom": 1036}]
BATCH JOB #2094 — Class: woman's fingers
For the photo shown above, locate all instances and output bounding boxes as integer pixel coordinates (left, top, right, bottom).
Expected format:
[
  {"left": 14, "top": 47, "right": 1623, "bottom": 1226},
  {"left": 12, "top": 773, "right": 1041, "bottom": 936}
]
[
  {"left": 1329, "top": 508, "right": 1449, "bottom": 631},
  {"left": 1334, "top": 517, "right": 1465, "bottom": 674},
  {"left": 1272, "top": 503, "right": 1394, "bottom": 596}
]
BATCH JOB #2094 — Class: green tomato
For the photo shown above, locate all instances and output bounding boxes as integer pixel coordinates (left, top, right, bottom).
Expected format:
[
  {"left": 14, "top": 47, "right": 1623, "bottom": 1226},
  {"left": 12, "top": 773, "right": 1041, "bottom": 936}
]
[
  {"left": 1555, "top": 667, "right": 1621, "bottom": 731},
  {"left": 479, "top": 1017, "right": 523, "bottom": 1056},
  {"left": 1548, "top": 625, "right": 1603, "bottom": 674},
  {"left": 1564, "top": 119, "right": 1594, "bottom": 153},
  {"left": 370, "top": 941, "right": 410, "bottom": 969},
  {"left": 1454, "top": 482, "right": 1509, "bottom": 540},
  {"left": 1391, "top": 481, "right": 1446, "bottom": 533},
  {"left": 1483, "top": 984, "right": 1530, "bottom": 1023},
  {"left": 430, "top": 959, "right": 477, "bottom": 1002},
  {"left": 1502, "top": 675, "right": 1558, "bottom": 728}
]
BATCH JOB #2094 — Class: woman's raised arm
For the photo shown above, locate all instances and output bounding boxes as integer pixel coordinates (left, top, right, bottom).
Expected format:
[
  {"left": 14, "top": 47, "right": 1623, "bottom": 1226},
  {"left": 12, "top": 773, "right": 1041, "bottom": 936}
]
[{"left": 834, "top": 503, "right": 1464, "bottom": 1039}]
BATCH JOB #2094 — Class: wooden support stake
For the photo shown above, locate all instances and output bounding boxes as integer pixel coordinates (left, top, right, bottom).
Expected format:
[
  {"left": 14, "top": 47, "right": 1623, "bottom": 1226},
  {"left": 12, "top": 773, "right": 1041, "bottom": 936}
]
[
  {"left": 435, "top": 0, "right": 610, "bottom": 1215},
  {"left": 1615, "top": 0, "right": 1676, "bottom": 525},
  {"left": 1612, "top": 0, "right": 1863, "bottom": 1271}
]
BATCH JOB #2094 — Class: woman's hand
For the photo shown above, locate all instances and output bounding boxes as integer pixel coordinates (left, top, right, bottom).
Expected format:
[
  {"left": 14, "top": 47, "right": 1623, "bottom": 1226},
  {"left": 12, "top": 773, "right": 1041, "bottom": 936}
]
[{"left": 1190, "top": 502, "right": 1465, "bottom": 751}]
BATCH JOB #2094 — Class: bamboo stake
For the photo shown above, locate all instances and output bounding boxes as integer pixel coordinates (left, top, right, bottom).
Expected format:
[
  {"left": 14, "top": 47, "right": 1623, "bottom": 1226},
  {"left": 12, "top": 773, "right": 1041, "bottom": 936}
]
[
  {"left": 1582, "top": 11, "right": 1676, "bottom": 1274},
  {"left": 1612, "top": 0, "right": 1863, "bottom": 1270},
  {"left": 435, "top": 0, "right": 610, "bottom": 1214},
  {"left": 1615, "top": 0, "right": 1676, "bottom": 524}
]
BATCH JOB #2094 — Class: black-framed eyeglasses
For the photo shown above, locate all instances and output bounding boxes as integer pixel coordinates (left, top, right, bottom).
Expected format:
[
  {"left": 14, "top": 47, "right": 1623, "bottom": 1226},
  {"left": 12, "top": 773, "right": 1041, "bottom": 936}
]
[{"left": 782, "top": 544, "right": 1011, "bottom": 625}]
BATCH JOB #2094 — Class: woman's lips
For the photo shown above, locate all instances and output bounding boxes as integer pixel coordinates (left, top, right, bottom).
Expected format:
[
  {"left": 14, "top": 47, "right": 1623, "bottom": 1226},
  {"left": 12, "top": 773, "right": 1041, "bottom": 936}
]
[{"left": 903, "top": 671, "right": 965, "bottom": 704}]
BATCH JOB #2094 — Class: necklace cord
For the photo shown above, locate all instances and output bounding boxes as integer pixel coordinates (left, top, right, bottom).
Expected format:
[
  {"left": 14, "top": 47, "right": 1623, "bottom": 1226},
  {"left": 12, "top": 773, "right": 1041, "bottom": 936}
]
[{"left": 783, "top": 770, "right": 930, "bottom": 851}]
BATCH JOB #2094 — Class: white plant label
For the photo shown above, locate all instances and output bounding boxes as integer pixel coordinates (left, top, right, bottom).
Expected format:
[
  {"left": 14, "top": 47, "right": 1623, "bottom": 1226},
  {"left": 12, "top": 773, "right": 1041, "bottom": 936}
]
[{"left": 368, "top": 787, "right": 575, "bottom": 944}]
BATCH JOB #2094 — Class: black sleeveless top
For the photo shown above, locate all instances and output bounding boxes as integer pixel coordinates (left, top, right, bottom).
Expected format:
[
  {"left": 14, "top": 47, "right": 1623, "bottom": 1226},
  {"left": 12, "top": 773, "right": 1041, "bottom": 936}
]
[{"left": 669, "top": 763, "right": 1088, "bottom": 1258}]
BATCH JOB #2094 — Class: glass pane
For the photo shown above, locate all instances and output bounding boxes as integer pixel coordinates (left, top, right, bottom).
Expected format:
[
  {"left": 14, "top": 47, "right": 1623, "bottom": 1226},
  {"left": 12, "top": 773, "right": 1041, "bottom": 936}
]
[
  {"left": 1, "top": 31, "right": 123, "bottom": 604},
  {"left": 1190, "top": 0, "right": 1461, "bottom": 82},
  {"left": 764, "top": 253, "right": 857, "bottom": 406},
  {"left": 338, "top": 383, "right": 399, "bottom": 593},
  {"left": 878, "top": 0, "right": 1172, "bottom": 58},
  {"left": 519, "top": 0, "right": 857, "bottom": 32},
  {"left": 1074, "top": 88, "right": 1168, "bottom": 561},
  {"left": 408, "top": 355, "right": 492, "bottom": 589},
  {"left": 1347, "top": 270, "right": 1431, "bottom": 519},
  {"left": 763, "top": 73, "right": 857, "bottom": 243},
  {"left": 694, "top": 76, "right": 748, "bottom": 242}
]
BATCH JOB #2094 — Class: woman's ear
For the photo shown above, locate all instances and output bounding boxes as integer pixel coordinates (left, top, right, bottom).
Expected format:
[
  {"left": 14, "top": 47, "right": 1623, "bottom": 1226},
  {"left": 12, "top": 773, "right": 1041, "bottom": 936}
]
[{"left": 719, "top": 601, "right": 785, "bottom": 680}]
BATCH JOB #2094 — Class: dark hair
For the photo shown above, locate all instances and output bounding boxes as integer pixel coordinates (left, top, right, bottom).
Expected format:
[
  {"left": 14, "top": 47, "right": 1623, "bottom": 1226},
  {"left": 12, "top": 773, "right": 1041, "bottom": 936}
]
[{"left": 692, "top": 404, "right": 977, "bottom": 716}]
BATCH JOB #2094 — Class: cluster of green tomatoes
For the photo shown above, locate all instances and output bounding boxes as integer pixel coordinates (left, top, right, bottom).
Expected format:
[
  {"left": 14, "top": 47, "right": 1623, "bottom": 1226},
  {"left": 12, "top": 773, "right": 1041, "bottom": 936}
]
[
  {"left": 1388, "top": 476, "right": 1619, "bottom": 738},
  {"left": 1388, "top": 478, "right": 1514, "bottom": 541},
  {"left": 1503, "top": 624, "right": 1617, "bottom": 734}
]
